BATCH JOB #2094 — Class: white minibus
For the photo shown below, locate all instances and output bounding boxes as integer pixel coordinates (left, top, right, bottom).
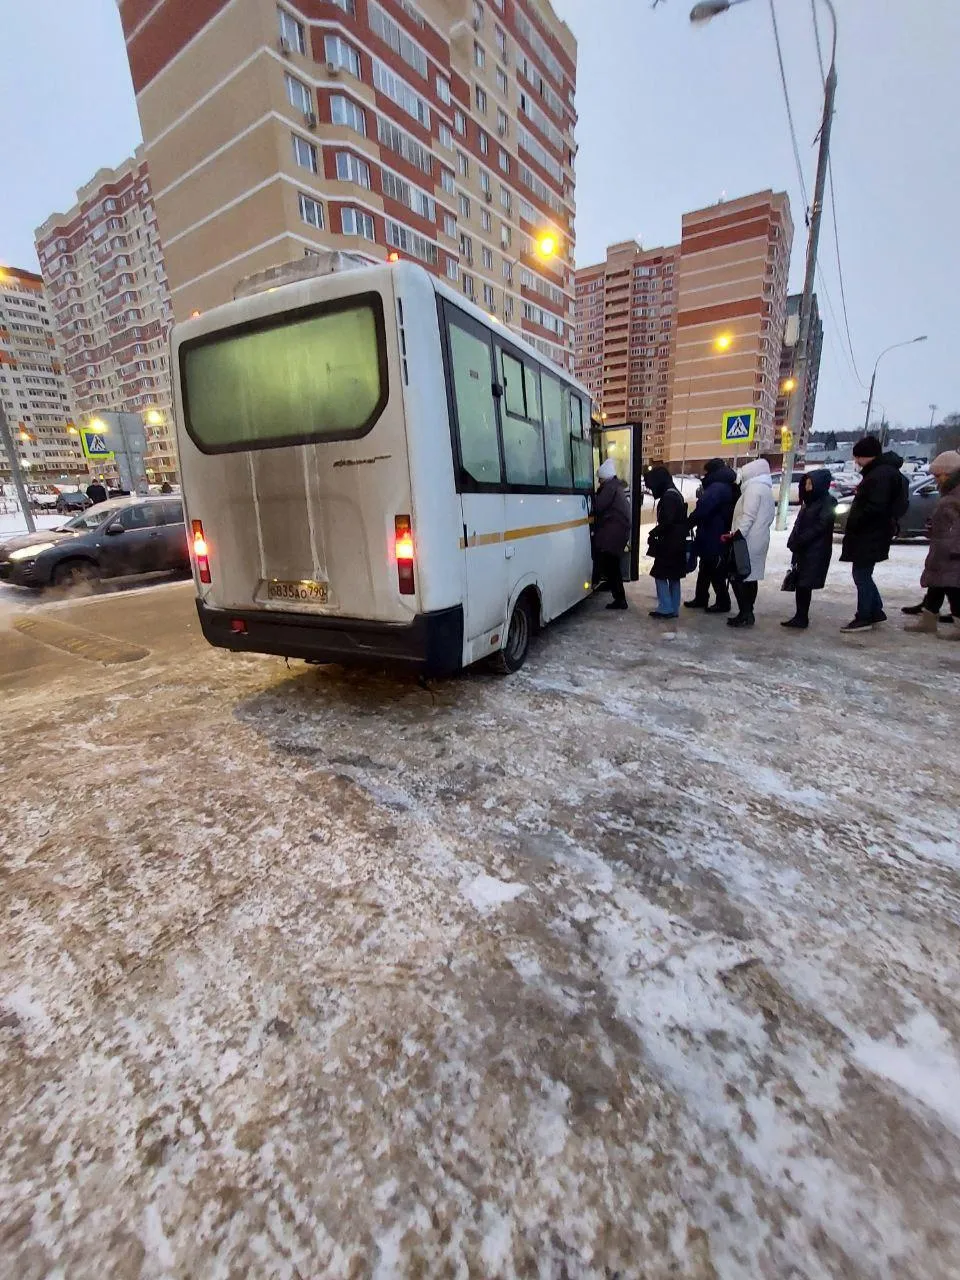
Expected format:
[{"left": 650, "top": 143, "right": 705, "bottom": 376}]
[{"left": 171, "top": 254, "right": 596, "bottom": 675}]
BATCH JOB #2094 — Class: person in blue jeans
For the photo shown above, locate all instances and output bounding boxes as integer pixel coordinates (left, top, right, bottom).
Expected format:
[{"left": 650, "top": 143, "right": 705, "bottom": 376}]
[{"left": 645, "top": 466, "right": 688, "bottom": 619}]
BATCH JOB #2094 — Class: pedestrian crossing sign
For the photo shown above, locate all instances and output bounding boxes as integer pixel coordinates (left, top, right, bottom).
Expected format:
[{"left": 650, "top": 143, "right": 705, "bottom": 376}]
[
  {"left": 721, "top": 409, "right": 757, "bottom": 445},
  {"left": 80, "top": 430, "right": 114, "bottom": 461}
]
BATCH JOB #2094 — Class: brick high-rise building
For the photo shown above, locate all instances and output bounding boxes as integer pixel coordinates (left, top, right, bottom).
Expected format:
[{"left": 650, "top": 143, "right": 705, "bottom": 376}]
[
  {"left": 117, "top": 0, "right": 578, "bottom": 370},
  {"left": 0, "top": 267, "right": 86, "bottom": 484},
  {"left": 573, "top": 240, "right": 678, "bottom": 455},
  {"left": 575, "top": 190, "right": 795, "bottom": 471},
  {"left": 775, "top": 291, "right": 822, "bottom": 451},
  {"left": 34, "top": 151, "right": 177, "bottom": 484}
]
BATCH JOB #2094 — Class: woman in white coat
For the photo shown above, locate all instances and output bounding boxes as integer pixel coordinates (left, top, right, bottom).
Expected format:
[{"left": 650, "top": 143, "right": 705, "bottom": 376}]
[{"left": 724, "top": 457, "right": 776, "bottom": 628}]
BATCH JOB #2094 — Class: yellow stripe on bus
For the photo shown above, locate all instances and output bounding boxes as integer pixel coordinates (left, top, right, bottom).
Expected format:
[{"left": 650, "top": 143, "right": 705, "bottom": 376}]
[{"left": 459, "top": 516, "right": 590, "bottom": 549}]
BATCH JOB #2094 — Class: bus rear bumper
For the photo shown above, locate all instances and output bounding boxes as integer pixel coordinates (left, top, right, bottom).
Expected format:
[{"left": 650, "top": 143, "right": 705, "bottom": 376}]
[{"left": 196, "top": 600, "right": 464, "bottom": 676}]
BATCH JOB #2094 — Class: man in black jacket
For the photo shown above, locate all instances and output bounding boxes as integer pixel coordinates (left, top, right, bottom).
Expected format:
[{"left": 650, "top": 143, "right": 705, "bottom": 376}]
[
  {"left": 85, "top": 478, "right": 108, "bottom": 506},
  {"left": 839, "top": 437, "right": 906, "bottom": 632}
]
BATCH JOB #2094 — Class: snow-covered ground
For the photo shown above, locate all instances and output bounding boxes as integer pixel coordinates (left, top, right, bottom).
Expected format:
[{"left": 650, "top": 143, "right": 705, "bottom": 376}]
[
  {"left": 1, "top": 535, "right": 958, "bottom": 1278},
  {"left": 0, "top": 510, "right": 68, "bottom": 535}
]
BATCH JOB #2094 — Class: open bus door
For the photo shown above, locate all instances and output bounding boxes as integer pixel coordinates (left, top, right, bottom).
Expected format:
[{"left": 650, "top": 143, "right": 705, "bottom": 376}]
[{"left": 592, "top": 421, "right": 644, "bottom": 582}]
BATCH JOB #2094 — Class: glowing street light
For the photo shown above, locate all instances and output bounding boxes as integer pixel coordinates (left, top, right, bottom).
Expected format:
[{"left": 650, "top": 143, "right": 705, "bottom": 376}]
[
  {"left": 536, "top": 234, "right": 558, "bottom": 259},
  {"left": 145, "top": 408, "right": 164, "bottom": 427},
  {"left": 714, "top": 332, "right": 733, "bottom": 352},
  {"left": 782, "top": 377, "right": 797, "bottom": 393}
]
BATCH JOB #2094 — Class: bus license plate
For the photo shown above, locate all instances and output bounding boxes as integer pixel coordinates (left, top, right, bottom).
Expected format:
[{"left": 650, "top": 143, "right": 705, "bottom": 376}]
[{"left": 263, "top": 579, "right": 328, "bottom": 604}]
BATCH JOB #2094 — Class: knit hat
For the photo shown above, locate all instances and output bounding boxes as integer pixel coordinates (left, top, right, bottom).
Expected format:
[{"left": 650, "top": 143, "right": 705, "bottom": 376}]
[
  {"left": 852, "top": 435, "right": 882, "bottom": 459},
  {"left": 597, "top": 458, "right": 618, "bottom": 482},
  {"left": 930, "top": 450, "right": 960, "bottom": 475}
]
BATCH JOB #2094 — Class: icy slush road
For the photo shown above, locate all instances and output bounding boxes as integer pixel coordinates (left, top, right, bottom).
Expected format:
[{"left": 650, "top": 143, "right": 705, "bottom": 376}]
[{"left": 1, "top": 538, "right": 959, "bottom": 1279}]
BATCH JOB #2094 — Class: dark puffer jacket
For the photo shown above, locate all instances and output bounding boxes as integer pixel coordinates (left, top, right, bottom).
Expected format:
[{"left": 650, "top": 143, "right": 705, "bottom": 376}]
[
  {"left": 688, "top": 461, "right": 738, "bottom": 559},
  {"left": 646, "top": 466, "right": 689, "bottom": 580},
  {"left": 921, "top": 470, "right": 960, "bottom": 590},
  {"left": 593, "top": 476, "right": 631, "bottom": 555},
  {"left": 787, "top": 469, "right": 837, "bottom": 590},
  {"left": 840, "top": 451, "right": 905, "bottom": 565}
]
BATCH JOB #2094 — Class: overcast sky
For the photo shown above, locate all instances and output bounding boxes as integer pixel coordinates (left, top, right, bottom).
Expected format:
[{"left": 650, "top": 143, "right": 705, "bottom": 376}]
[{"left": 1, "top": 0, "right": 957, "bottom": 432}]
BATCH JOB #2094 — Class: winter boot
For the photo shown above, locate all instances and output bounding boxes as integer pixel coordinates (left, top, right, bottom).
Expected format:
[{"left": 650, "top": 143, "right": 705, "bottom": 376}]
[
  {"left": 904, "top": 609, "right": 939, "bottom": 635},
  {"left": 941, "top": 618, "right": 960, "bottom": 640}
]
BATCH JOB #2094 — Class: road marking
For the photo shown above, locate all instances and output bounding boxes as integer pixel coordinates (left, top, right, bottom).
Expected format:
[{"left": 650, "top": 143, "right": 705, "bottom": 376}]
[{"left": 12, "top": 616, "right": 151, "bottom": 665}]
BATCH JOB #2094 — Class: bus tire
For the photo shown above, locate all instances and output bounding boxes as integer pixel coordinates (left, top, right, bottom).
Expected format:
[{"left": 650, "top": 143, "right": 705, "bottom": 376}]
[{"left": 492, "top": 594, "right": 533, "bottom": 674}]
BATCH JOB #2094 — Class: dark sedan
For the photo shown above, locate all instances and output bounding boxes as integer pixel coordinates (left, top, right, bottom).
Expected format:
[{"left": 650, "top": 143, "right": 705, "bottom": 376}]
[
  {"left": 0, "top": 496, "right": 190, "bottom": 589},
  {"left": 55, "top": 489, "right": 92, "bottom": 514},
  {"left": 834, "top": 475, "right": 940, "bottom": 542}
]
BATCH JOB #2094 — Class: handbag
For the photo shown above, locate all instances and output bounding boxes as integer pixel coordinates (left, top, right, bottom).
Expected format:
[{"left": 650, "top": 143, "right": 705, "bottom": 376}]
[
  {"left": 684, "top": 537, "right": 698, "bottom": 575},
  {"left": 728, "top": 531, "right": 752, "bottom": 581},
  {"left": 781, "top": 566, "right": 799, "bottom": 592}
]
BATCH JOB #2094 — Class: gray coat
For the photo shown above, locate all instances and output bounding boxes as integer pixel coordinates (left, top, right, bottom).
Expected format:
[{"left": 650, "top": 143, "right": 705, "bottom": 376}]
[
  {"left": 594, "top": 478, "right": 631, "bottom": 555},
  {"left": 921, "top": 473, "right": 960, "bottom": 590}
]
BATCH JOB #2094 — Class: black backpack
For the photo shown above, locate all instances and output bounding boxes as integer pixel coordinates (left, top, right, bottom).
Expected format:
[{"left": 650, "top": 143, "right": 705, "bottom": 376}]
[{"left": 892, "top": 472, "right": 910, "bottom": 522}]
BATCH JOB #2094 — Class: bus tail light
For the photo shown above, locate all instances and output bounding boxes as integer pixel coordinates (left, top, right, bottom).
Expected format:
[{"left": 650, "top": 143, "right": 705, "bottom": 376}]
[
  {"left": 192, "top": 519, "right": 212, "bottom": 584},
  {"left": 395, "top": 515, "right": 415, "bottom": 595}
]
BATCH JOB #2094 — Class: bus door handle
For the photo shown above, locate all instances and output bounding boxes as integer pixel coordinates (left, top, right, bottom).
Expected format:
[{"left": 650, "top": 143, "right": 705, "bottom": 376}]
[{"left": 504, "top": 544, "right": 515, "bottom": 560}]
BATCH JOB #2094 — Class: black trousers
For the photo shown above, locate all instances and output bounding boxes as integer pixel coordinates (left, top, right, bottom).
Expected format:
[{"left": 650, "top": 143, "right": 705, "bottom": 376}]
[
  {"left": 923, "top": 586, "right": 960, "bottom": 616},
  {"left": 596, "top": 551, "right": 626, "bottom": 606},
  {"left": 794, "top": 586, "right": 813, "bottom": 622},
  {"left": 691, "top": 554, "right": 731, "bottom": 607},
  {"left": 732, "top": 579, "right": 758, "bottom": 618}
]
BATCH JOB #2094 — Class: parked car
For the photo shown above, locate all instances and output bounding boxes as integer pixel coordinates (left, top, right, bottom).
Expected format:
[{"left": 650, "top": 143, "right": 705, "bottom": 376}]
[
  {"left": 834, "top": 474, "right": 940, "bottom": 542},
  {"left": 0, "top": 496, "right": 190, "bottom": 589},
  {"left": 27, "top": 485, "right": 60, "bottom": 510},
  {"left": 55, "top": 489, "right": 91, "bottom": 514}
]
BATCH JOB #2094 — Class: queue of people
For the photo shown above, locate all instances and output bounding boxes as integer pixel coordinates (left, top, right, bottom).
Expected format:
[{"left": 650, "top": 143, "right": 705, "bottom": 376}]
[{"left": 591, "top": 439, "right": 960, "bottom": 638}]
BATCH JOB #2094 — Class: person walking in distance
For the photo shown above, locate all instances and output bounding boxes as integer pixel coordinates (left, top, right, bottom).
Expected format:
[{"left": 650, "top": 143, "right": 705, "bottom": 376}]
[
  {"left": 782, "top": 469, "right": 837, "bottom": 629},
  {"left": 839, "top": 437, "right": 909, "bottom": 633},
  {"left": 723, "top": 458, "right": 776, "bottom": 629},
  {"left": 644, "top": 466, "right": 689, "bottom": 619},
  {"left": 593, "top": 458, "right": 631, "bottom": 611},
  {"left": 85, "top": 477, "right": 107, "bottom": 506},
  {"left": 904, "top": 450, "right": 960, "bottom": 640},
  {"left": 685, "top": 458, "right": 737, "bottom": 614}
]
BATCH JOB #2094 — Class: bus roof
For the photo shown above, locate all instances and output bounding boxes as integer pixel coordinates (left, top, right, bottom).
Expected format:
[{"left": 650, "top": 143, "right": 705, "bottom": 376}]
[{"left": 172, "top": 256, "right": 590, "bottom": 402}]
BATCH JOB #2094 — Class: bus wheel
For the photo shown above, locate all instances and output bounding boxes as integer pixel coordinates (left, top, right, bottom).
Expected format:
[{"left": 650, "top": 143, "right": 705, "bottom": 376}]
[{"left": 493, "top": 596, "right": 532, "bottom": 674}]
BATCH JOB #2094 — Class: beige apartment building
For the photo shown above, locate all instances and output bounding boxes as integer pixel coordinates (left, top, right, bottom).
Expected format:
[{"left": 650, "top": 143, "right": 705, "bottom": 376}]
[
  {"left": 575, "top": 190, "right": 795, "bottom": 471},
  {"left": 117, "top": 0, "right": 577, "bottom": 369},
  {"left": 0, "top": 267, "right": 86, "bottom": 484},
  {"left": 574, "top": 240, "right": 678, "bottom": 456},
  {"left": 35, "top": 151, "right": 177, "bottom": 484}
]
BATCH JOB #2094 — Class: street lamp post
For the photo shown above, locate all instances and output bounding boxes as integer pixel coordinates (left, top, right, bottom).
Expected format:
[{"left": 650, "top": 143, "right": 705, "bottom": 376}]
[
  {"left": 861, "top": 335, "right": 928, "bottom": 437},
  {"left": 691, "top": 0, "right": 837, "bottom": 532}
]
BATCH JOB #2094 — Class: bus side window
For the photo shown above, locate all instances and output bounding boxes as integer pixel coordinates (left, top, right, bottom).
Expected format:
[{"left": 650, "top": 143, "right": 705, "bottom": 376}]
[
  {"left": 499, "top": 349, "right": 546, "bottom": 487},
  {"left": 449, "top": 320, "right": 503, "bottom": 485},
  {"left": 542, "top": 372, "right": 572, "bottom": 488},
  {"left": 569, "top": 394, "right": 592, "bottom": 489}
]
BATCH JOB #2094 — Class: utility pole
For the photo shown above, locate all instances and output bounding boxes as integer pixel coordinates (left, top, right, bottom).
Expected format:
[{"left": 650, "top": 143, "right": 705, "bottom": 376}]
[
  {"left": 775, "top": 58, "right": 836, "bottom": 532},
  {"left": 929, "top": 403, "right": 938, "bottom": 430},
  {"left": 0, "top": 401, "right": 36, "bottom": 534}
]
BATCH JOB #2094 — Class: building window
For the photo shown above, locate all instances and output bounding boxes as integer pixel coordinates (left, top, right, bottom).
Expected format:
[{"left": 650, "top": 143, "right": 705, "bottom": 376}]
[
  {"left": 482, "top": 246, "right": 493, "bottom": 269},
  {"left": 478, "top": 130, "right": 489, "bottom": 156},
  {"left": 336, "top": 152, "right": 371, "bottom": 187},
  {"left": 324, "top": 35, "right": 361, "bottom": 76},
  {"left": 499, "top": 185, "right": 512, "bottom": 213},
  {"left": 475, "top": 85, "right": 488, "bottom": 114},
  {"left": 462, "top": 273, "right": 475, "bottom": 300},
  {"left": 483, "top": 283, "right": 495, "bottom": 309},
  {"left": 496, "top": 66, "right": 508, "bottom": 96},
  {"left": 446, "top": 259, "right": 460, "bottom": 281},
  {"left": 480, "top": 209, "right": 492, "bottom": 232},
  {"left": 498, "top": 149, "right": 510, "bottom": 174},
  {"left": 438, "top": 122, "right": 453, "bottom": 150},
  {"left": 278, "top": 7, "right": 306, "bottom": 55},
  {"left": 495, "top": 25, "right": 507, "bottom": 54},
  {"left": 373, "top": 59, "right": 430, "bottom": 128},
  {"left": 474, "top": 41, "right": 485, "bottom": 69},
  {"left": 459, "top": 193, "right": 471, "bottom": 218},
  {"left": 440, "top": 168, "right": 455, "bottom": 194},
  {"left": 330, "top": 95, "right": 366, "bottom": 134},
  {"left": 286, "top": 73, "right": 313, "bottom": 114},
  {"left": 385, "top": 219, "right": 439, "bottom": 265},
  {"left": 368, "top": 0, "right": 428, "bottom": 78},
  {"left": 502, "top": 259, "right": 513, "bottom": 283},
  {"left": 496, "top": 107, "right": 509, "bottom": 137},
  {"left": 443, "top": 212, "right": 456, "bottom": 237},
  {"left": 292, "top": 134, "right": 318, "bottom": 172},
  {"left": 460, "top": 233, "right": 473, "bottom": 263},
  {"left": 454, "top": 110, "right": 466, "bottom": 135},
  {"left": 457, "top": 150, "right": 470, "bottom": 177},
  {"left": 297, "top": 194, "right": 324, "bottom": 230},
  {"left": 436, "top": 74, "right": 451, "bottom": 104},
  {"left": 341, "top": 208, "right": 375, "bottom": 240}
]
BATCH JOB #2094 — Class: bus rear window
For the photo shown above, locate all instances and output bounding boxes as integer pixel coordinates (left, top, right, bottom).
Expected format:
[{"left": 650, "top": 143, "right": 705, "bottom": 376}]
[{"left": 180, "top": 294, "right": 388, "bottom": 453}]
